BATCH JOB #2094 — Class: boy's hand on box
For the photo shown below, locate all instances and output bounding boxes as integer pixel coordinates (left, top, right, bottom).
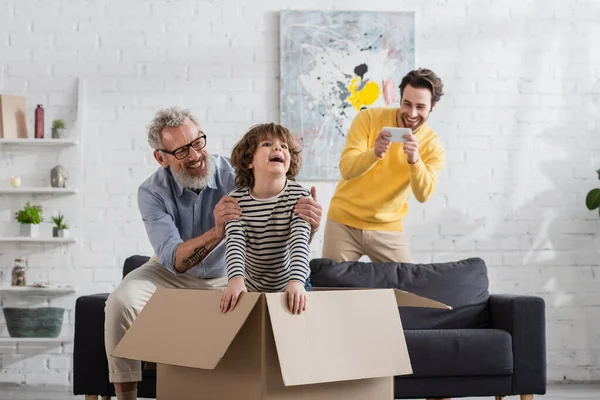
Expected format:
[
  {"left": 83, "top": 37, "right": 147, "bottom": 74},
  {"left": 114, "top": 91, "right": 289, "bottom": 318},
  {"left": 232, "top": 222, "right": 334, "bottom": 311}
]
[
  {"left": 286, "top": 281, "right": 307, "bottom": 315},
  {"left": 220, "top": 277, "right": 247, "bottom": 313}
]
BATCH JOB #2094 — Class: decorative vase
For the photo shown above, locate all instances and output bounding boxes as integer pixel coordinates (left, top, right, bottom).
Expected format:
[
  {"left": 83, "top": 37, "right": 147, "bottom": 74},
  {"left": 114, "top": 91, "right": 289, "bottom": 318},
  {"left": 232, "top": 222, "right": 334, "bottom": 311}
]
[
  {"left": 34, "top": 104, "right": 44, "bottom": 139},
  {"left": 52, "top": 227, "right": 59, "bottom": 237},
  {"left": 20, "top": 224, "right": 39, "bottom": 238}
]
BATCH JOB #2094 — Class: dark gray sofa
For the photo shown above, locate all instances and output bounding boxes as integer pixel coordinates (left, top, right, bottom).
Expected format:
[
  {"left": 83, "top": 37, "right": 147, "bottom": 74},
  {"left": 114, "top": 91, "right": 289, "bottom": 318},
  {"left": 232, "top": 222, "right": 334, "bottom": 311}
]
[
  {"left": 73, "top": 255, "right": 156, "bottom": 399},
  {"left": 73, "top": 256, "right": 546, "bottom": 399},
  {"left": 309, "top": 257, "right": 547, "bottom": 399}
]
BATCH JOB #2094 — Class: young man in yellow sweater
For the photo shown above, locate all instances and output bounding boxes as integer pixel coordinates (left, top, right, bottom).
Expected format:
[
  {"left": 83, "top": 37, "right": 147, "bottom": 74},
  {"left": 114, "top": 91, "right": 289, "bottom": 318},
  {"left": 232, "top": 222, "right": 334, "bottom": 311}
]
[{"left": 323, "top": 68, "right": 446, "bottom": 264}]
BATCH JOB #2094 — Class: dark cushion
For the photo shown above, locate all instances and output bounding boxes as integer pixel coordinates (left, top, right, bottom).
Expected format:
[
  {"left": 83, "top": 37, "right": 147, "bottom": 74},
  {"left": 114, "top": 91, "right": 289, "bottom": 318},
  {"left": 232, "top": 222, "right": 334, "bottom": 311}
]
[
  {"left": 310, "top": 258, "right": 490, "bottom": 329},
  {"left": 123, "top": 255, "right": 151, "bottom": 278},
  {"left": 404, "top": 329, "right": 513, "bottom": 377}
]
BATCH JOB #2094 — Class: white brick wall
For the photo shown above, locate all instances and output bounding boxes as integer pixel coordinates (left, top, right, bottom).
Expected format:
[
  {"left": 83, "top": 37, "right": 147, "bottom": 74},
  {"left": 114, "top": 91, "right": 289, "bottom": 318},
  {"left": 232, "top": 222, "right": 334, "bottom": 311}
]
[{"left": 0, "top": 0, "right": 599, "bottom": 387}]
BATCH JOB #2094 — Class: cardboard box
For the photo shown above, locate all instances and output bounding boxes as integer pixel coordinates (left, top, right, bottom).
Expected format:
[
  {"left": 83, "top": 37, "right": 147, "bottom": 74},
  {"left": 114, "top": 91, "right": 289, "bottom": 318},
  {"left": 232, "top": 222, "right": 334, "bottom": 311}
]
[
  {"left": 0, "top": 95, "right": 28, "bottom": 139},
  {"left": 113, "top": 288, "right": 450, "bottom": 400}
]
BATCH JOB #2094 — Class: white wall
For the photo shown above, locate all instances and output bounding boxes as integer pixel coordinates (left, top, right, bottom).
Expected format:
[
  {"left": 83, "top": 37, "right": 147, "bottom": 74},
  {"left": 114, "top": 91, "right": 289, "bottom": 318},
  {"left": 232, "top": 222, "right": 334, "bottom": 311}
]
[{"left": 0, "top": 0, "right": 599, "bottom": 386}]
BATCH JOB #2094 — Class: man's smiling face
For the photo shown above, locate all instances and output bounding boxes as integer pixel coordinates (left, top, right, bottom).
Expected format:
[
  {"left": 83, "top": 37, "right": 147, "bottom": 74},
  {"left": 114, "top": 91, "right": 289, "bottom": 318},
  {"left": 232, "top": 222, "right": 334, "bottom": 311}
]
[
  {"left": 398, "top": 84, "right": 435, "bottom": 131},
  {"left": 153, "top": 117, "right": 215, "bottom": 189}
]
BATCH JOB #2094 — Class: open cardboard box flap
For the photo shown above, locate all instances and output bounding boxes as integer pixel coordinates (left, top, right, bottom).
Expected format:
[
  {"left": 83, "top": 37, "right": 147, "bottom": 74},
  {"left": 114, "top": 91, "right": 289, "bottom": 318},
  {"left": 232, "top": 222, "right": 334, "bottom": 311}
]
[
  {"left": 265, "top": 289, "right": 412, "bottom": 386},
  {"left": 393, "top": 289, "right": 452, "bottom": 310},
  {"left": 112, "top": 289, "right": 262, "bottom": 369},
  {"left": 313, "top": 287, "right": 452, "bottom": 310},
  {"left": 113, "top": 287, "right": 450, "bottom": 387}
]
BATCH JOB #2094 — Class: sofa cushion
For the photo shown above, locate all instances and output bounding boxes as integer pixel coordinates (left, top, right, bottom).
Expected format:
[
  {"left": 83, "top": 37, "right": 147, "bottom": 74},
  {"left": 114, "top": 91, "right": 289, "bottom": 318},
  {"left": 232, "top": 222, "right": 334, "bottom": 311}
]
[
  {"left": 309, "top": 257, "right": 490, "bottom": 329},
  {"left": 403, "top": 329, "right": 513, "bottom": 377}
]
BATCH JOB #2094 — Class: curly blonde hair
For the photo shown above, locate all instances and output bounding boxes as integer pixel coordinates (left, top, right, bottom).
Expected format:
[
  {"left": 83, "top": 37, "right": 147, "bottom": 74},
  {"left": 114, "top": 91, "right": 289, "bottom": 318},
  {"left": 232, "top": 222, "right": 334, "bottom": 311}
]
[{"left": 231, "top": 123, "right": 302, "bottom": 189}]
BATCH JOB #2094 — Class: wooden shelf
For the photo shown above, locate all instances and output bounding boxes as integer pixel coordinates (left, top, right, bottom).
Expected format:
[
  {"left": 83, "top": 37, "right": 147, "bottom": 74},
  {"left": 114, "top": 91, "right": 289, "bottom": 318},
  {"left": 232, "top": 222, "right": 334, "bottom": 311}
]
[
  {"left": 0, "top": 138, "right": 78, "bottom": 146},
  {"left": 0, "top": 188, "right": 78, "bottom": 194},
  {"left": 0, "top": 286, "right": 77, "bottom": 296},
  {"left": 0, "top": 237, "right": 77, "bottom": 244}
]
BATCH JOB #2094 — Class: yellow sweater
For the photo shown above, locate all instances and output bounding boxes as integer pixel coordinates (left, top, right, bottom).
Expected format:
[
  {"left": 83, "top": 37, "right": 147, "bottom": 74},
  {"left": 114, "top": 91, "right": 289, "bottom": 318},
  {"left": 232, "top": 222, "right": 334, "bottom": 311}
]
[{"left": 328, "top": 107, "right": 445, "bottom": 231}]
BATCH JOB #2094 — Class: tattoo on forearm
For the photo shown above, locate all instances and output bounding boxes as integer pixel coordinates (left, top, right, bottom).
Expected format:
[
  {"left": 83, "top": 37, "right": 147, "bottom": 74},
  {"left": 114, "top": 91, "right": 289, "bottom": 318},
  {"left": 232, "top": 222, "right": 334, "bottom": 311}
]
[{"left": 182, "top": 246, "right": 209, "bottom": 268}]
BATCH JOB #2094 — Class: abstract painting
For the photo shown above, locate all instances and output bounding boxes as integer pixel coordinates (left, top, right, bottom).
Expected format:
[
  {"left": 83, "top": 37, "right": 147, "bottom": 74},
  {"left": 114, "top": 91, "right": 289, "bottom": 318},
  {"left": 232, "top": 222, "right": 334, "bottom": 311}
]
[{"left": 280, "top": 10, "right": 415, "bottom": 180}]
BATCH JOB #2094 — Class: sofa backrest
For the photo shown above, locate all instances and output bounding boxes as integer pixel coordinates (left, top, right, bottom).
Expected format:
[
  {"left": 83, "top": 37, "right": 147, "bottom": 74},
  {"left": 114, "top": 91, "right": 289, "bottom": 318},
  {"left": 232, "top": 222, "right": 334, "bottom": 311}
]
[
  {"left": 309, "top": 257, "right": 490, "bottom": 329},
  {"left": 123, "top": 255, "right": 151, "bottom": 279}
]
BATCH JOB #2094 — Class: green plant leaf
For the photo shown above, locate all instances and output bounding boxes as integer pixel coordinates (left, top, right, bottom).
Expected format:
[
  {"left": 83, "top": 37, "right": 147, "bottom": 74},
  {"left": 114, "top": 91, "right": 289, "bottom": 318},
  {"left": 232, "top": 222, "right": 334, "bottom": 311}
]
[
  {"left": 586, "top": 188, "right": 600, "bottom": 210},
  {"left": 52, "top": 214, "right": 64, "bottom": 227},
  {"left": 14, "top": 202, "right": 43, "bottom": 224}
]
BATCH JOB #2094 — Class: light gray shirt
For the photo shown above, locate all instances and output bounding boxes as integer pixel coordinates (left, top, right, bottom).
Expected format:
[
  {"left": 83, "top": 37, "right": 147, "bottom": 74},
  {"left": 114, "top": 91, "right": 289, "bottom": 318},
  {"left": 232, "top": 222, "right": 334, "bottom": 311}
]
[{"left": 137, "top": 155, "right": 236, "bottom": 278}]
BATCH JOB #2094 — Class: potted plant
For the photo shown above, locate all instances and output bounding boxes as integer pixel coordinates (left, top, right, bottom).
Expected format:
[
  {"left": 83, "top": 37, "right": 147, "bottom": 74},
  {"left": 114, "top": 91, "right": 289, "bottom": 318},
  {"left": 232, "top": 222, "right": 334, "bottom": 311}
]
[
  {"left": 15, "top": 202, "right": 44, "bottom": 237},
  {"left": 51, "top": 119, "right": 66, "bottom": 139},
  {"left": 51, "top": 213, "right": 69, "bottom": 238},
  {"left": 585, "top": 169, "right": 600, "bottom": 216}
]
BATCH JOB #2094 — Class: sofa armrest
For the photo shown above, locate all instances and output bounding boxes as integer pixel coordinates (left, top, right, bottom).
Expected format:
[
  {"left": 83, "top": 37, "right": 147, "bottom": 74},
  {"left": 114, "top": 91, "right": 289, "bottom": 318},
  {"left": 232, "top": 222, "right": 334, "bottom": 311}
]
[
  {"left": 489, "top": 294, "right": 546, "bottom": 395},
  {"left": 73, "top": 293, "right": 115, "bottom": 397}
]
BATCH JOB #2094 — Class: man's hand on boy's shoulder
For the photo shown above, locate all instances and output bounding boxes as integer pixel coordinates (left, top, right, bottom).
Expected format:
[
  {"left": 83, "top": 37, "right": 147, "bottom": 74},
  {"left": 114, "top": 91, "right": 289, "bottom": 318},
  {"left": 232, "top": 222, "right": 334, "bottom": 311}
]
[
  {"left": 214, "top": 196, "right": 241, "bottom": 239},
  {"left": 295, "top": 186, "right": 322, "bottom": 233}
]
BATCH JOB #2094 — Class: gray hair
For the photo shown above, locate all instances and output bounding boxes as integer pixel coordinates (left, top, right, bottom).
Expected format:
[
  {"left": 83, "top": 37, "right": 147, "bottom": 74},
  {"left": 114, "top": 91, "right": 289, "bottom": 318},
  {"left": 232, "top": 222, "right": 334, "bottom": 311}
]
[{"left": 147, "top": 107, "right": 201, "bottom": 150}]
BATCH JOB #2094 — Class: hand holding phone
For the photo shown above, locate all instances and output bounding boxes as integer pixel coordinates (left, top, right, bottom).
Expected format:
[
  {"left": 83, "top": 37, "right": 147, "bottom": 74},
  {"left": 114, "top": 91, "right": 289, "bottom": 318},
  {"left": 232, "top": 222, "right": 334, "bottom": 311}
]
[{"left": 382, "top": 127, "right": 412, "bottom": 143}]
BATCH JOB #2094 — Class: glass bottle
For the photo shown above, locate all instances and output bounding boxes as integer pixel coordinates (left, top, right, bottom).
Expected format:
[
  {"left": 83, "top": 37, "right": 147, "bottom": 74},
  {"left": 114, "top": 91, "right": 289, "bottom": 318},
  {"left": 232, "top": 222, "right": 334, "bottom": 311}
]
[
  {"left": 34, "top": 104, "right": 44, "bottom": 139},
  {"left": 11, "top": 258, "right": 27, "bottom": 286}
]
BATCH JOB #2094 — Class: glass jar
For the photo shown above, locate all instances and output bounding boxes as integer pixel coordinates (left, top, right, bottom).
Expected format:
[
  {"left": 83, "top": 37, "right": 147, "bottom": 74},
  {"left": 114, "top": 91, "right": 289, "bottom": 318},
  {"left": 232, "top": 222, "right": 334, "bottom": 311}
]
[{"left": 11, "top": 258, "right": 27, "bottom": 286}]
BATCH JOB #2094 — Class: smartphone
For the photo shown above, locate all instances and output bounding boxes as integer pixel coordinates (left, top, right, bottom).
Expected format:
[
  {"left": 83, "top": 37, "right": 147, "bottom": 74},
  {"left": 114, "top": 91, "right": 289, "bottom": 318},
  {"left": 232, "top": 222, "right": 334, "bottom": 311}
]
[{"left": 382, "top": 127, "right": 412, "bottom": 142}]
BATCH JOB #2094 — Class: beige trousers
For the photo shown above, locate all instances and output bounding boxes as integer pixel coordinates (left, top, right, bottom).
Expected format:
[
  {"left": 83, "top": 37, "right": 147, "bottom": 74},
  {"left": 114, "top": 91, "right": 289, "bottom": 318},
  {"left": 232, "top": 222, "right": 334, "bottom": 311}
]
[
  {"left": 104, "top": 257, "right": 228, "bottom": 383},
  {"left": 322, "top": 219, "right": 413, "bottom": 263}
]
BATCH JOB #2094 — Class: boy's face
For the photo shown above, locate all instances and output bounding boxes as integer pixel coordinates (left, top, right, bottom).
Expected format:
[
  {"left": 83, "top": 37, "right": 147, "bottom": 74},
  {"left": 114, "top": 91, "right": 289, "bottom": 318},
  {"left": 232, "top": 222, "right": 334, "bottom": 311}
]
[{"left": 249, "top": 135, "right": 291, "bottom": 178}]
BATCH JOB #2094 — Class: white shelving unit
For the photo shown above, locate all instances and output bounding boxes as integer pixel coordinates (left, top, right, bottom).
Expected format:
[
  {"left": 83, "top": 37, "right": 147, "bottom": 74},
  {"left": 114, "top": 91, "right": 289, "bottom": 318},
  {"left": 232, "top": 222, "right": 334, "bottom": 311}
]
[
  {"left": 0, "top": 78, "right": 86, "bottom": 350},
  {"left": 0, "top": 188, "right": 78, "bottom": 194},
  {"left": 0, "top": 77, "right": 85, "bottom": 246},
  {"left": 0, "top": 337, "right": 73, "bottom": 343},
  {"left": 0, "top": 286, "right": 77, "bottom": 296},
  {"left": 0, "top": 138, "right": 78, "bottom": 147},
  {"left": 0, "top": 237, "right": 77, "bottom": 244}
]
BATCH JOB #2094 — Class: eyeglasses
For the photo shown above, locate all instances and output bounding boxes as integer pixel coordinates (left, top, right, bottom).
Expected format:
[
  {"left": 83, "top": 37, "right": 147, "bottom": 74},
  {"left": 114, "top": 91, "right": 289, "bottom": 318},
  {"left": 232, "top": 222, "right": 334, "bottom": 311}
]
[{"left": 158, "top": 134, "right": 207, "bottom": 160}]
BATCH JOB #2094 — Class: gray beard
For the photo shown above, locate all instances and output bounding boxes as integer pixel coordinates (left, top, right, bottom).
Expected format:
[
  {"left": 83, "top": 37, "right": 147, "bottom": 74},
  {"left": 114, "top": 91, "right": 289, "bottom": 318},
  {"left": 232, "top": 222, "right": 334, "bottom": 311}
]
[{"left": 170, "top": 155, "right": 216, "bottom": 190}]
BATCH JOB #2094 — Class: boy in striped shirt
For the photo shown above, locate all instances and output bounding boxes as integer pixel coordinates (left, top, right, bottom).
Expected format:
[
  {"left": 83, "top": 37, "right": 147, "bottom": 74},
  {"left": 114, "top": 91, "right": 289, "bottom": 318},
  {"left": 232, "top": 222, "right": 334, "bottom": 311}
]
[{"left": 220, "top": 123, "right": 311, "bottom": 315}]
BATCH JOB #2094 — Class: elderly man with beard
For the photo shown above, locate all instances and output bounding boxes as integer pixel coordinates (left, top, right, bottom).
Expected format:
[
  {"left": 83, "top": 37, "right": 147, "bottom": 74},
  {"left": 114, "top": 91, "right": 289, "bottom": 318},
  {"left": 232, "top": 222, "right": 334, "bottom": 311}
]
[{"left": 104, "top": 107, "right": 322, "bottom": 400}]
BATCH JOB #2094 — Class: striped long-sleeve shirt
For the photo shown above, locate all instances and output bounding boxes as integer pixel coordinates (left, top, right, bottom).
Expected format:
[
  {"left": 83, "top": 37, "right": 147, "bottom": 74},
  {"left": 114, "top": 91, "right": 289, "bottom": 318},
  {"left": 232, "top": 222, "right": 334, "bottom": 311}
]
[{"left": 224, "top": 180, "right": 311, "bottom": 292}]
